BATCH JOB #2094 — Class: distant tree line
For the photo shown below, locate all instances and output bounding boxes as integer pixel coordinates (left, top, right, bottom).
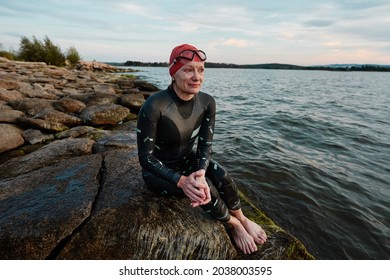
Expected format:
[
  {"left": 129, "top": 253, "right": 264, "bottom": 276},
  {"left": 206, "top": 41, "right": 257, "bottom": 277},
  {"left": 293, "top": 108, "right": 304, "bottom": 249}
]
[
  {"left": 123, "top": 60, "right": 390, "bottom": 72},
  {"left": 307, "top": 65, "right": 390, "bottom": 72},
  {"left": 0, "top": 36, "right": 82, "bottom": 67},
  {"left": 124, "top": 61, "right": 169, "bottom": 67}
]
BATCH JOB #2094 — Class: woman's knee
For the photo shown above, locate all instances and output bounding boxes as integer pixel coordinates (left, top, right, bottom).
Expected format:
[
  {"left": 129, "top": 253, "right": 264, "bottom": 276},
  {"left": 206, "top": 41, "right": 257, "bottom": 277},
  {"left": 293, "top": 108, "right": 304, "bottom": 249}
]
[
  {"left": 206, "top": 162, "right": 241, "bottom": 210},
  {"left": 207, "top": 161, "right": 232, "bottom": 186},
  {"left": 201, "top": 184, "right": 231, "bottom": 223}
]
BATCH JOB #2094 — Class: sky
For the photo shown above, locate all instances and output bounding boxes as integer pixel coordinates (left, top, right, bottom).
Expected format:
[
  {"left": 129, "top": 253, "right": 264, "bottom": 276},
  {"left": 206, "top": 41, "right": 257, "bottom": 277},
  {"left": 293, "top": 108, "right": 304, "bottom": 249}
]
[{"left": 1, "top": 0, "right": 389, "bottom": 65}]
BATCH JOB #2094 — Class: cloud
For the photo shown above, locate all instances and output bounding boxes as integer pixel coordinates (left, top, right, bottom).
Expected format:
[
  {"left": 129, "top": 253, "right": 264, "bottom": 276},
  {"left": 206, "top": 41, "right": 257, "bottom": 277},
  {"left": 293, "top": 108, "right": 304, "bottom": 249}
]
[
  {"left": 221, "top": 38, "right": 249, "bottom": 48},
  {"left": 116, "top": 2, "right": 158, "bottom": 19},
  {"left": 119, "top": 3, "right": 146, "bottom": 14},
  {"left": 1, "top": 0, "right": 389, "bottom": 64},
  {"left": 304, "top": 19, "right": 337, "bottom": 27}
]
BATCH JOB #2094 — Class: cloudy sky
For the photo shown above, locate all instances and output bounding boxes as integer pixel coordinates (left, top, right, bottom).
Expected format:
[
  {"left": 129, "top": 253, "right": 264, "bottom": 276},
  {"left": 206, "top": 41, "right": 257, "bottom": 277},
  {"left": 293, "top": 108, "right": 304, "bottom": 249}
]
[{"left": 1, "top": 0, "right": 389, "bottom": 65}]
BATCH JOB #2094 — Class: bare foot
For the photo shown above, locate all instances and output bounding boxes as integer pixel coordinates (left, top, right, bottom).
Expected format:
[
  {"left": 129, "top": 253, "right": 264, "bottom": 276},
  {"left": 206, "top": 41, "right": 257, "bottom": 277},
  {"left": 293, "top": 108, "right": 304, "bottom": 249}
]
[
  {"left": 240, "top": 217, "right": 267, "bottom": 245},
  {"left": 227, "top": 216, "right": 258, "bottom": 254},
  {"left": 229, "top": 209, "right": 267, "bottom": 245}
]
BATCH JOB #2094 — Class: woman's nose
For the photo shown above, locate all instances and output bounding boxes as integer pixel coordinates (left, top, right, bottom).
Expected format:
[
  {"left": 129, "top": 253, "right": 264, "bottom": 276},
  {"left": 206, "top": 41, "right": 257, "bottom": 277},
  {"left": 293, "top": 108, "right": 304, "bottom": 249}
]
[{"left": 192, "top": 70, "right": 201, "bottom": 80}]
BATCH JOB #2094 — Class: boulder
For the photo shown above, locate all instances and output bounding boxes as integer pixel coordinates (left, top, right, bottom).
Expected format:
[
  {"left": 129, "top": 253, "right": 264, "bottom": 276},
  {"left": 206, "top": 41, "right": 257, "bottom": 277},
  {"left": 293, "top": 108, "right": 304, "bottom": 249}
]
[
  {"left": 0, "top": 154, "right": 102, "bottom": 259},
  {"left": 0, "top": 137, "right": 95, "bottom": 179},
  {"left": 33, "top": 108, "right": 83, "bottom": 127},
  {"left": 93, "top": 129, "right": 137, "bottom": 153},
  {"left": 23, "top": 83, "right": 58, "bottom": 99},
  {"left": 22, "top": 129, "right": 55, "bottom": 145},
  {"left": 0, "top": 88, "right": 24, "bottom": 102},
  {"left": 0, "top": 103, "right": 13, "bottom": 110},
  {"left": 93, "top": 83, "right": 118, "bottom": 95},
  {"left": 0, "top": 78, "right": 20, "bottom": 90},
  {"left": 115, "top": 78, "right": 135, "bottom": 90},
  {"left": 17, "top": 116, "right": 69, "bottom": 132},
  {"left": 134, "top": 79, "right": 159, "bottom": 92},
  {"left": 75, "top": 61, "right": 120, "bottom": 72},
  {"left": 62, "top": 88, "right": 80, "bottom": 96},
  {"left": 52, "top": 149, "right": 237, "bottom": 260},
  {"left": 0, "top": 124, "right": 25, "bottom": 153},
  {"left": 8, "top": 98, "right": 55, "bottom": 116},
  {"left": 0, "top": 109, "right": 24, "bottom": 123},
  {"left": 55, "top": 126, "right": 95, "bottom": 140},
  {"left": 80, "top": 104, "right": 130, "bottom": 126},
  {"left": 45, "top": 67, "right": 72, "bottom": 78},
  {"left": 120, "top": 93, "right": 146, "bottom": 113},
  {"left": 66, "top": 92, "right": 119, "bottom": 107},
  {"left": 53, "top": 97, "right": 86, "bottom": 113}
]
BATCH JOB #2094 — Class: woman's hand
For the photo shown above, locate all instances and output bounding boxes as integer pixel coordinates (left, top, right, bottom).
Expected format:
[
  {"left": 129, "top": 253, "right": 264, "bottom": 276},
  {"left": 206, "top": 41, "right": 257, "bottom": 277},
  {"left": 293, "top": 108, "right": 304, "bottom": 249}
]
[
  {"left": 177, "top": 169, "right": 211, "bottom": 207},
  {"left": 192, "top": 169, "right": 211, "bottom": 207}
]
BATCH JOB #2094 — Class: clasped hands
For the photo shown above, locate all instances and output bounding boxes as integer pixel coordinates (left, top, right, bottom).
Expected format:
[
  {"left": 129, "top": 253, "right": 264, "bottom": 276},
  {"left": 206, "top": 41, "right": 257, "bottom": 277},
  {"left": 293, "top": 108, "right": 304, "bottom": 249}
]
[{"left": 177, "top": 169, "right": 211, "bottom": 207}]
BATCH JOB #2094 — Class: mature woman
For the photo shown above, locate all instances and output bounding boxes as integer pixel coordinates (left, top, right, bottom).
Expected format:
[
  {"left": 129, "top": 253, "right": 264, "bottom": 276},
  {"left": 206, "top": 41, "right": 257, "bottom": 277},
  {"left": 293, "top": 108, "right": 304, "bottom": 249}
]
[{"left": 136, "top": 43, "right": 267, "bottom": 254}]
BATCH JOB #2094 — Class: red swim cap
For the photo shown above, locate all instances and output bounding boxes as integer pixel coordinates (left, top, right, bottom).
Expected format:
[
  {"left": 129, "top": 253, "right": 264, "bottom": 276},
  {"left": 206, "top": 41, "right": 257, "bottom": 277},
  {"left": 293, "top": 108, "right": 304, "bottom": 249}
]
[{"left": 169, "top": 44, "right": 204, "bottom": 76}]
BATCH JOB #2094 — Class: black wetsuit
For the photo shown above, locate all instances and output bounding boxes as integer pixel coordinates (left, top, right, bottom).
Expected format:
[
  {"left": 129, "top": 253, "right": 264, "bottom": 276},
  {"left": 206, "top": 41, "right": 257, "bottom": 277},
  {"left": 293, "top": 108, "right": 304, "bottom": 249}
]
[{"left": 136, "top": 85, "right": 241, "bottom": 222}]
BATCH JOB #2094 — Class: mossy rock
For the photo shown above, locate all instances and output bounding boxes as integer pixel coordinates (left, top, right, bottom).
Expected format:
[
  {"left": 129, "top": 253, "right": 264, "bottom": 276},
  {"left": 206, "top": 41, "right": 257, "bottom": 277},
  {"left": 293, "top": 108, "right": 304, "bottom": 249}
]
[{"left": 234, "top": 192, "right": 315, "bottom": 260}]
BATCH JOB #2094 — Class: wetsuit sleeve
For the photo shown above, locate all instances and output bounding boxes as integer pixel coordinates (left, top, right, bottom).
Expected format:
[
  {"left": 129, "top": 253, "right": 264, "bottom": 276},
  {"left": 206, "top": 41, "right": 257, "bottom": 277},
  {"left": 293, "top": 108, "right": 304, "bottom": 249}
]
[
  {"left": 196, "top": 96, "right": 216, "bottom": 170},
  {"left": 137, "top": 103, "right": 182, "bottom": 185}
]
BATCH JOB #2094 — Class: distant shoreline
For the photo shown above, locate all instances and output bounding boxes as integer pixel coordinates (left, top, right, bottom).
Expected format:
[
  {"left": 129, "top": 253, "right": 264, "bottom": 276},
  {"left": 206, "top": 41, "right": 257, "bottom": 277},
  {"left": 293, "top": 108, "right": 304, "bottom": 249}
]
[{"left": 107, "top": 61, "right": 390, "bottom": 72}]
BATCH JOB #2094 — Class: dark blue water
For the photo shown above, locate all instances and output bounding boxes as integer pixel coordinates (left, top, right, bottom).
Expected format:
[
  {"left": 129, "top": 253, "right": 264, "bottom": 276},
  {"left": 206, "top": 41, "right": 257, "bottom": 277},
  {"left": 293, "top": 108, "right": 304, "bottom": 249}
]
[{"left": 129, "top": 67, "right": 390, "bottom": 260}]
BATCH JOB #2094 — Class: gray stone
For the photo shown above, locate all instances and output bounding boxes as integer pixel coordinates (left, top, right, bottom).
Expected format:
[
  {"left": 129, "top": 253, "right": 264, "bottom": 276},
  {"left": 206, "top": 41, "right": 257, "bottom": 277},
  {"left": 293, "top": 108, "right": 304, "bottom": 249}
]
[
  {"left": 0, "top": 137, "right": 95, "bottom": 179},
  {"left": 134, "top": 79, "right": 159, "bottom": 92},
  {"left": 57, "top": 150, "right": 237, "bottom": 260},
  {"left": 0, "top": 88, "right": 24, "bottom": 102},
  {"left": 0, "top": 123, "right": 25, "bottom": 153},
  {"left": 0, "top": 78, "right": 20, "bottom": 90},
  {"left": 55, "top": 126, "right": 95, "bottom": 139},
  {"left": 0, "top": 154, "right": 102, "bottom": 259},
  {"left": 93, "top": 83, "right": 118, "bottom": 95},
  {"left": 8, "top": 98, "right": 55, "bottom": 116},
  {"left": 33, "top": 108, "right": 83, "bottom": 127},
  {"left": 17, "top": 116, "right": 69, "bottom": 132},
  {"left": 0, "top": 109, "right": 24, "bottom": 123},
  {"left": 119, "top": 93, "right": 146, "bottom": 113},
  {"left": 22, "top": 128, "right": 55, "bottom": 145},
  {"left": 93, "top": 130, "right": 137, "bottom": 153},
  {"left": 53, "top": 97, "right": 86, "bottom": 113},
  {"left": 80, "top": 104, "right": 130, "bottom": 126}
]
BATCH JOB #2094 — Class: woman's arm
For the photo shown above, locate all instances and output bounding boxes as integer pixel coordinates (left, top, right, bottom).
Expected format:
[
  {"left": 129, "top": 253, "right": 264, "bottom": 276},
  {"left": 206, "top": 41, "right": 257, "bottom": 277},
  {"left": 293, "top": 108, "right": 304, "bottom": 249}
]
[
  {"left": 196, "top": 96, "right": 216, "bottom": 171},
  {"left": 137, "top": 104, "right": 182, "bottom": 185}
]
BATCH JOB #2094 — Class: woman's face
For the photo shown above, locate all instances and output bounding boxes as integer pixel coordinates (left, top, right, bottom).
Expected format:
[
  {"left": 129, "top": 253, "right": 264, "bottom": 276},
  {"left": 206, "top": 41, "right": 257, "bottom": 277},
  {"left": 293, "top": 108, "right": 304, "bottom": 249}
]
[{"left": 173, "top": 61, "right": 205, "bottom": 100}]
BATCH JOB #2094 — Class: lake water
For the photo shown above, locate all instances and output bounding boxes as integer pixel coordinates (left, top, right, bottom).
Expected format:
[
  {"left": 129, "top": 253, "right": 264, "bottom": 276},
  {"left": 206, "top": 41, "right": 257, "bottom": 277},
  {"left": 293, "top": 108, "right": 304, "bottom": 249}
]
[{"left": 126, "top": 66, "right": 390, "bottom": 260}]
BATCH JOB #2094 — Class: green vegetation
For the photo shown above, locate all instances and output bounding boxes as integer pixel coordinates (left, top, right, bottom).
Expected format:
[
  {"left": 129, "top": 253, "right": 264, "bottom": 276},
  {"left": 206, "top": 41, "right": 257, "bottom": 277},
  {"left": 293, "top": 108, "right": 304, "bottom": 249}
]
[
  {"left": 0, "top": 43, "right": 16, "bottom": 60},
  {"left": 0, "top": 36, "right": 82, "bottom": 67},
  {"left": 65, "top": 46, "right": 82, "bottom": 66}
]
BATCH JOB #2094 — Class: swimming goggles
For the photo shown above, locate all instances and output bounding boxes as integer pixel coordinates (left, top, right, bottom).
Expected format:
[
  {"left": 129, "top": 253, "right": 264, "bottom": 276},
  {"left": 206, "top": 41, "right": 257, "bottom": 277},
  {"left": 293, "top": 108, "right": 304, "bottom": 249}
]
[{"left": 171, "top": 49, "right": 207, "bottom": 66}]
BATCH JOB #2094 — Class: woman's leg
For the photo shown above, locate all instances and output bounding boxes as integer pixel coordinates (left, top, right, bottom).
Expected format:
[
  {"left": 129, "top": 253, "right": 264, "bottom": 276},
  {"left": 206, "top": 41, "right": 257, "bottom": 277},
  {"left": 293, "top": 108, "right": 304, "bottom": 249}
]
[
  {"left": 205, "top": 160, "right": 241, "bottom": 211},
  {"left": 205, "top": 159, "right": 267, "bottom": 252},
  {"left": 142, "top": 158, "right": 267, "bottom": 254}
]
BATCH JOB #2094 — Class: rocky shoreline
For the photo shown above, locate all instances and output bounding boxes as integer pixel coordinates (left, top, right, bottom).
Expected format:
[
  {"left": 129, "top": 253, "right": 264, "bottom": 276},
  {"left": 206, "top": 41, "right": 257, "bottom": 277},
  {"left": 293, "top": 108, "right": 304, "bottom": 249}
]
[{"left": 0, "top": 58, "right": 314, "bottom": 260}]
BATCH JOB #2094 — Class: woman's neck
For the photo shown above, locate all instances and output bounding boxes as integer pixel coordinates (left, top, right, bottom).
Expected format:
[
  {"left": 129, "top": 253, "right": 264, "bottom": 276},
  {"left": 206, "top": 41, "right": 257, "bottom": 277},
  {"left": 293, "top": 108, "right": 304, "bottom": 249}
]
[{"left": 173, "top": 83, "right": 194, "bottom": 101}]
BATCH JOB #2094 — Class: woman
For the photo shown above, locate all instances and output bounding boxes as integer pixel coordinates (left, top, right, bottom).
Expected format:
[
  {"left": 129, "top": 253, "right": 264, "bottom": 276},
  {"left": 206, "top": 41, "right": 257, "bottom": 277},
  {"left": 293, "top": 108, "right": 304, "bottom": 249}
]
[{"left": 136, "top": 43, "right": 267, "bottom": 254}]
